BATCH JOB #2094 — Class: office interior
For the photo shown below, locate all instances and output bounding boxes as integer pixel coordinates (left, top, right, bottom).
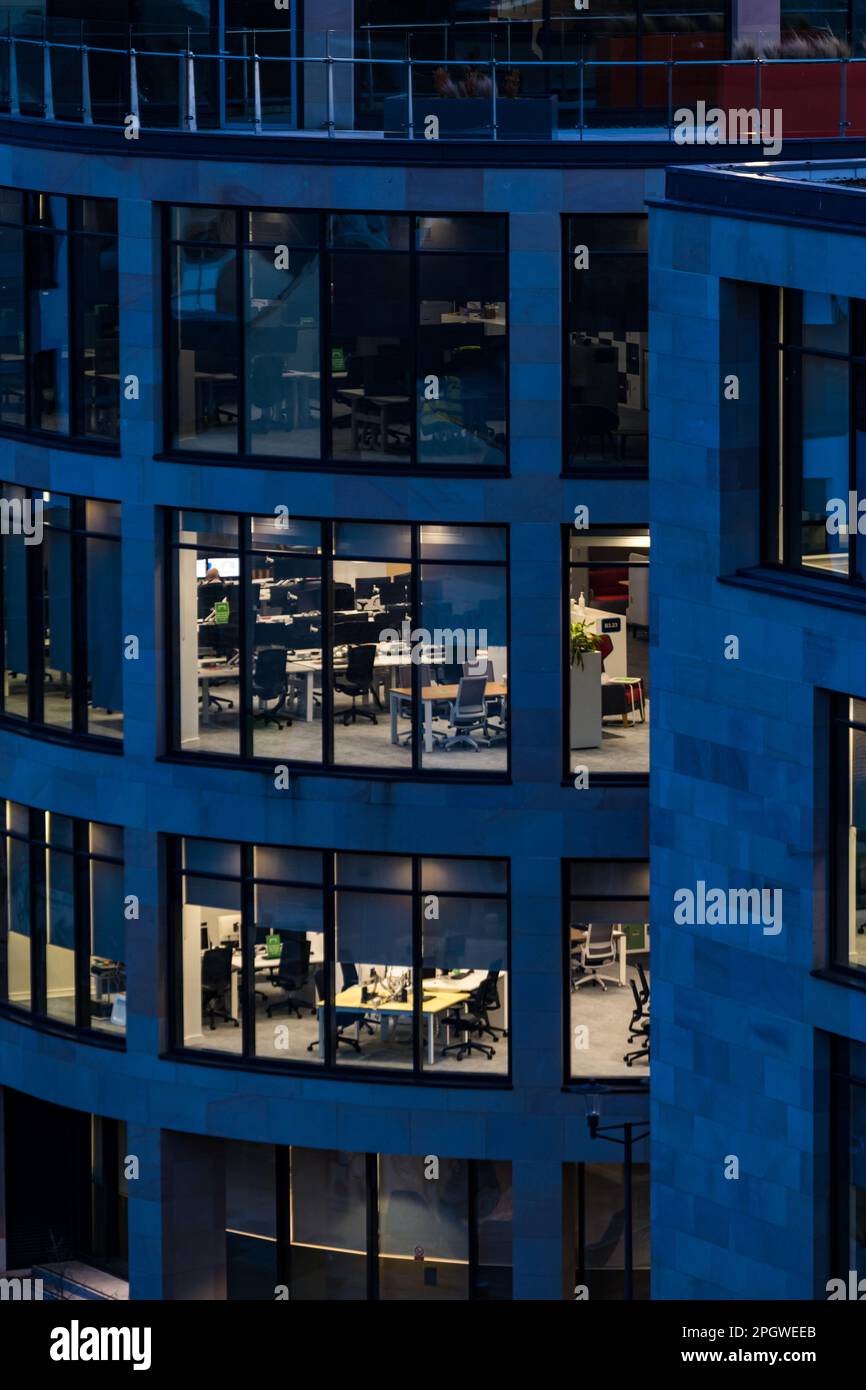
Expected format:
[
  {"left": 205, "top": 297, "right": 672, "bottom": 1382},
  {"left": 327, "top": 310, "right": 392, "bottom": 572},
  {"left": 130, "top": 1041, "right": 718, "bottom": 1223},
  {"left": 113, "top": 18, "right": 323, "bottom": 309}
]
[
  {"left": 841, "top": 696, "right": 866, "bottom": 970},
  {"left": 176, "top": 516, "right": 508, "bottom": 773},
  {"left": 179, "top": 841, "right": 509, "bottom": 1078},
  {"left": 568, "top": 528, "right": 649, "bottom": 774},
  {"left": 568, "top": 860, "right": 649, "bottom": 1080},
  {"left": 563, "top": 1161, "right": 650, "bottom": 1301}
]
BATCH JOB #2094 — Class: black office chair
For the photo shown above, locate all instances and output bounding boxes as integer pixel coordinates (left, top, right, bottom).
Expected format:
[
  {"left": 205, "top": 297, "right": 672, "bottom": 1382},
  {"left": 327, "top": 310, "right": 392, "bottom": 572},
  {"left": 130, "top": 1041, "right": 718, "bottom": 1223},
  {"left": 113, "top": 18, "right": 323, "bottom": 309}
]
[
  {"left": 265, "top": 938, "right": 314, "bottom": 1018},
  {"left": 201, "top": 944, "right": 238, "bottom": 1031},
  {"left": 479, "top": 969, "right": 507, "bottom": 1038},
  {"left": 636, "top": 960, "right": 650, "bottom": 1006},
  {"left": 442, "top": 974, "right": 498, "bottom": 1061},
  {"left": 444, "top": 674, "right": 489, "bottom": 751},
  {"left": 334, "top": 643, "right": 380, "bottom": 725},
  {"left": 340, "top": 962, "right": 375, "bottom": 1033},
  {"left": 624, "top": 977, "right": 649, "bottom": 1067},
  {"left": 252, "top": 645, "right": 292, "bottom": 730},
  {"left": 306, "top": 967, "right": 367, "bottom": 1054}
]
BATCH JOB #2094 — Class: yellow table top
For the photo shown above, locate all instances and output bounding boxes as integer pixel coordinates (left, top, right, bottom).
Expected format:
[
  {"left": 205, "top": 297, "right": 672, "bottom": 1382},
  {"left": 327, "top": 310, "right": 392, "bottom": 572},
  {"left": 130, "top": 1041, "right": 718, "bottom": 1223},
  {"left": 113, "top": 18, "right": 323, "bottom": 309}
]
[{"left": 332, "top": 985, "right": 468, "bottom": 1015}]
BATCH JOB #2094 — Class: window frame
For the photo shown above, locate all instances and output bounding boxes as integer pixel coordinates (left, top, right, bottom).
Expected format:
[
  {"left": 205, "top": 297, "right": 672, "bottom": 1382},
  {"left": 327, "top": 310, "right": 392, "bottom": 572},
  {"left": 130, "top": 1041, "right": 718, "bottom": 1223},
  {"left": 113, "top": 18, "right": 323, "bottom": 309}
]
[
  {"left": 561, "top": 212, "right": 649, "bottom": 479},
  {"left": 168, "top": 834, "right": 511, "bottom": 1087},
  {"left": 0, "top": 802, "right": 125, "bottom": 1046},
  {"left": 0, "top": 485, "right": 123, "bottom": 751},
  {"left": 561, "top": 856, "right": 650, "bottom": 1089},
  {"left": 161, "top": 204, "right": 510, "bottom": 476},
  {"left": 166, "top": 509, "right": 511, "bottom": 782},
  {"left": 0, "top": 188, "right": 119, "bottom": 450}
]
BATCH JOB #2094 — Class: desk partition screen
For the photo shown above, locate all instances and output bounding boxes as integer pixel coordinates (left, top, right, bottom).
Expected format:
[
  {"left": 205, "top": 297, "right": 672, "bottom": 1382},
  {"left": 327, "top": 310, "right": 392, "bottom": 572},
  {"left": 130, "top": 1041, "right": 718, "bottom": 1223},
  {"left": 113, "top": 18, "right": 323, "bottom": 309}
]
[
  {"left": 172, "top": 837, "right": 510, "bottom": 1081},
  {"left": 165, "top": 207, "right": 508, "bottom": 469},
  {"left": 0, "top": 801, "right": 125, "bottom": 1039}
]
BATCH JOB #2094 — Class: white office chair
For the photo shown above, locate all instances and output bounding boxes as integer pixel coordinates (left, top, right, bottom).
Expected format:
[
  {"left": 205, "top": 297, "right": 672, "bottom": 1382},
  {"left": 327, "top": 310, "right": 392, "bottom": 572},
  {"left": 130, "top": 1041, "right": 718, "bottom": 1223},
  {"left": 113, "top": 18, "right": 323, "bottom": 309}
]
[{"left": 572, "top": 922, "right": 621, "bottom": 991}]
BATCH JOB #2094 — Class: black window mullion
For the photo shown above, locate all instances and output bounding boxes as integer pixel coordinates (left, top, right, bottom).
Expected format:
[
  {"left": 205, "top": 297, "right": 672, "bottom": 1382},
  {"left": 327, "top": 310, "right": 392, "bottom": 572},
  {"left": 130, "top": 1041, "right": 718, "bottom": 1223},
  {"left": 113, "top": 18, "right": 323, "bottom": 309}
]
[
  {"left": 411, "top": 854, "right": 422, "bottom": 1075},
  {"left": 410, "top": 526, "right": 420, "bottom": 774},
  {"left": 276, "top": 1144, "right": 292, "bottom": 1296},
  {"left": 321, "top": 213, "right": 330, "bottom": 462},
  {"left": 70, "top": 502, "right": 89, "bottom": 734},
  {"left": 467, "top": 1159, "right": 480, "bottom": 1300},
  {"left": 239, "top": 516, "right": 252, "bottom": 760},
  {"left": 783, "top": 290, "right": 804, "bottom": 569},
  {"left": 27, "top": 501, "right": 45, "bottom": 725},
  {"left": 410, "top": 218, "right": 418, "bottom": 465},
  {"left": 322, "top": 523, "right": 335, "bottom": 766},
  {"left": 168, "top": 837, "right": 184, "bottom": 1049},
  {"left": 366, "top": 1151, "right": 379, "bottom": 1301},
  {"left": 849, "top": 320, "right": 858, "bottom": 582},
  {"left": 237, "top": 223, "right": 247, "bottom": 458},
  {"left": 23, "top": 225, "right": 32, "bottom": 432},
  {"left": 240, "top": 841, "right": 255, "bottom": 1054},
  {"left": 68, "top": 207, "right": 80, "bottom": 439},
  {"left": 73, "top": 817, "right": 90, "bottom": 1030},
  {"left": 0, "top": 806, "right": 7, "bottom": 1001},
  {"left": 29, "top": 808, "right": 46, "bottom": 1015},
  {"left": 323, "top": 849, "right": 336, "bottom": 1068}
]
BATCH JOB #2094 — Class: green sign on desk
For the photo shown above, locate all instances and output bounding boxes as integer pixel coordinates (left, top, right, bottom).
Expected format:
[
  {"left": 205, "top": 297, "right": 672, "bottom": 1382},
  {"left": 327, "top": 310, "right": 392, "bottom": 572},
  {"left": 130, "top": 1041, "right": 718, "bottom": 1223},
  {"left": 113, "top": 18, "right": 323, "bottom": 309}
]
[
  {"left": 331, "top": 347, "right": 347, "bottom": 373},
  {"left": 214, "top": 599, "right": 230, "bottom": 625},
  {"left": 265, "top": 933, "right": 282, "bottom": 959}
]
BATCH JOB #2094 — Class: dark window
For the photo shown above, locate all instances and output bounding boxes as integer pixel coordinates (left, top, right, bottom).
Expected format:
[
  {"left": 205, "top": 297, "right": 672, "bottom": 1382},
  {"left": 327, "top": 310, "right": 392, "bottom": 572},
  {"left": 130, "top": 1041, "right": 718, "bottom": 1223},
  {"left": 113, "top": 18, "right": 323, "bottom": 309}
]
[
  {"left": 0, "top": 189, "right": 118, "bottom": 443},
  {"left": 565, "top": 525, "right": 650, "bottom": 776},
  {"left": 832, "top": 695, "right": 866, "bottom": 974},
  {"left": 0, "top": 803, "right": 125, "bottom": 1040},
  {"left": 166, "top": 208, "right": 508, "bottom": 469},
  {"left": 564, "top": 216, "right": 648, "bottom": 472},
  {"left": 831, "top": 1036, "right": 866, "bottom": 1290},
  {"left": 169, "top": 511, "right": 509, "bottom": 777},
  {"left": 0, "top": 485, "right": 123, "bottom": 743},
  {"left": 763, "top": 288, "right": 866, "bottom": 583},
  {"left": 565, "top": 859, "right": 649, "bottom": 1082},
  {"left": 564, "top": 1157, "right": 650, "bottom": 1300},
  {"left": 225, "top": 1139, "right": 513, "bottom": 1300},
  {"left": 173, "top": 837, "right": 510, "bottom": 1081}
]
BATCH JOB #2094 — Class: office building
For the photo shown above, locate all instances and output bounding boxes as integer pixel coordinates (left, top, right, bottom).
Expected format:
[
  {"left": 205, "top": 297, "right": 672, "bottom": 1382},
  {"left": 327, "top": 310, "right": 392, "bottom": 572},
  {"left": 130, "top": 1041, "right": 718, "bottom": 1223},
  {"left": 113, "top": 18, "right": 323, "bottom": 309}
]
[{"left": 0, "top": 1, "right": 860, "bottom": 1302}]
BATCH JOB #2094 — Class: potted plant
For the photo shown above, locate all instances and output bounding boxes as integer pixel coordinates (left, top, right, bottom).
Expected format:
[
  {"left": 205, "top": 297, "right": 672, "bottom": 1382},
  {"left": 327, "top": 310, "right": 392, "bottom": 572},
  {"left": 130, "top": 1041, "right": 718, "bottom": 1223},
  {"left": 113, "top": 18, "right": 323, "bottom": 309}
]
[
  {"left": 384, "top": 61, "right": 558, "bottom": 139},
  {"left": 569, "top": 620, "right": 603, "bottom": 749}
]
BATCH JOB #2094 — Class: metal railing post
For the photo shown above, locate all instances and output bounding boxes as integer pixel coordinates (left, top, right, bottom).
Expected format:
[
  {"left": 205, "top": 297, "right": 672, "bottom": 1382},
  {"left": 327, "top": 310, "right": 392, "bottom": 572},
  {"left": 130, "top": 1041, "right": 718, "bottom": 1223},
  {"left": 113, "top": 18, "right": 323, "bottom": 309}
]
[
  {"left": 252, "top": 50, "right": 262, "bottom": 133},
  {"left": 43, "top": 33, "right": 54, "bottom": 119},
  {"left": 178, "top": 50, "right": 185, "bottom": 128},
  {"left": 326, "top": 29, "right": 335, "bottom": 137},
  {"left": 185, "top": 47, "right": 197, "bottom": 131},
  {"left": 80, "top": 43, "right": 92, "bottom": 124},
  {"left": 755, "top": 56, "right": 762, "bottom": 116},
  {"left": 9, "top": 38, "right": 19, "bottom": 116},
  {"left": 129, "top": 47, "right": 139, "bottom": 127},
  {"left": 406, "top": 33, "right": 413, "bottom": 139},
  {"left": 840, "top": 56, "right": 848, "bottom": 137},
  {"left": 490, "top": 34, "right": 497, "bottom": 139}
]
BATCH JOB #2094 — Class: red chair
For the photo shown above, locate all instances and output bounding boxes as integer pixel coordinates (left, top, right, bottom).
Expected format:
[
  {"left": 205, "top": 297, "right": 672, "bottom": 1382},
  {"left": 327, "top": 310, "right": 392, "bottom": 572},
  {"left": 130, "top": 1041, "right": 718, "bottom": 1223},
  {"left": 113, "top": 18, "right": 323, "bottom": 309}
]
[{"left": 589, "top": 567, "right": 629, "bottom": 614}]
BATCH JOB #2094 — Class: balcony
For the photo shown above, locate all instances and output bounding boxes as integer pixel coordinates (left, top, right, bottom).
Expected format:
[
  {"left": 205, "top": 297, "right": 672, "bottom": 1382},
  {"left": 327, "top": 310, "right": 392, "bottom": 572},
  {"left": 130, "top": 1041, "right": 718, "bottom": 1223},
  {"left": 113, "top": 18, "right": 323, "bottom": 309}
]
[{"left": 0, "top": 28, "right": 864, "bottom": 143}]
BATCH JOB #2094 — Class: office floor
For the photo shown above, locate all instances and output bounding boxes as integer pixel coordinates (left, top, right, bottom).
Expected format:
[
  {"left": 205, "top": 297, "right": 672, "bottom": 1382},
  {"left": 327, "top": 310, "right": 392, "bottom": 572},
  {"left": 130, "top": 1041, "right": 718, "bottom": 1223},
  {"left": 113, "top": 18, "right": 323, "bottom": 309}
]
[
  {"left": 569, "top": 958, "right": 649, "bottom": 1079},
  {"left": 188, "top": 977, "right": 509, "bottom": 1077},
  {"left": 4, "top": 677, "right": 123, "bottom": 740},
  {"left": 192, "top": 678, "right": 508, "bottom": 772}
]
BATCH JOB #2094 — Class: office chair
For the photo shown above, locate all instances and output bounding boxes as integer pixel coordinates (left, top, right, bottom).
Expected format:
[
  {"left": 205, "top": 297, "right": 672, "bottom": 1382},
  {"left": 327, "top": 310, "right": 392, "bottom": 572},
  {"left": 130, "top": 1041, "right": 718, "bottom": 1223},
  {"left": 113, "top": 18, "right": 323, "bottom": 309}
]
[
  {"left": 201, "top": 944, "right": 238, "bottom": 1031},
  {"left": 339, "top": 962, "right": 376, "bottom": 1033},
  {"left": 478, "top": 969, "right": 507, "bottom": 1038},
  {"left": 334, "top": 644, "right": 380, "bottom": 725},
  {"left": 624, "top": 977, "right": 650, "bottom": 1066},
  {"left": 444, "top": 674, "right": 489, "bottom": 751},
  {"left": 573, "top": 922, "right": 620, "bottom": 991},
  {"left": 306, "top": 968, "right": 366, "bottom": 1054},
  {"left": 252, "top": 645, "right": 292, "bottom": 730},
  {"left": 598, "top": 633, "right": 645, "bottom": 726},
  {"left": 265, "top": 938, "right": 314, "bottom": 1018},
  {"left": 442, "top": 974, "right": 498, "bottom": 1061},
  {"left": 636, "top": 960, "right": 650, "bottom": 1006}
]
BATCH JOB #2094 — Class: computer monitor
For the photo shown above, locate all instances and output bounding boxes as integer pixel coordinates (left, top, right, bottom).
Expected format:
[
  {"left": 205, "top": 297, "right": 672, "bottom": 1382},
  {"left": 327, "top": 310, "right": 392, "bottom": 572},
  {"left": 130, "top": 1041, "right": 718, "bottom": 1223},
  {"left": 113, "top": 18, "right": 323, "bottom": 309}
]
[
  {"left": 200, "top": 927, "right": 210, "bottom": 951},
  {"left": 208, "top": 556, "right": 240, "bottom": 579}
]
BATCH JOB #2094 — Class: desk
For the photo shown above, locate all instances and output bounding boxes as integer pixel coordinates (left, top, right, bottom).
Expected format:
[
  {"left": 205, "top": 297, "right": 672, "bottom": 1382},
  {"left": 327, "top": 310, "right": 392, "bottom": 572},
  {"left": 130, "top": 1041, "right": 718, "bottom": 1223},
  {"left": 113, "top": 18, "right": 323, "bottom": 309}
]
[
  {"left": 389, "top": 682, "right": 508, "bottom": 754},
  {"left": 424, "top": 970, "right": 508, "bottom": 1030},
  {"left": 337, "top": 388, "right": 411, "bottom": 455},
  {"left": 320, "top": 984, "right": 468, "bottom": 1064}
]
